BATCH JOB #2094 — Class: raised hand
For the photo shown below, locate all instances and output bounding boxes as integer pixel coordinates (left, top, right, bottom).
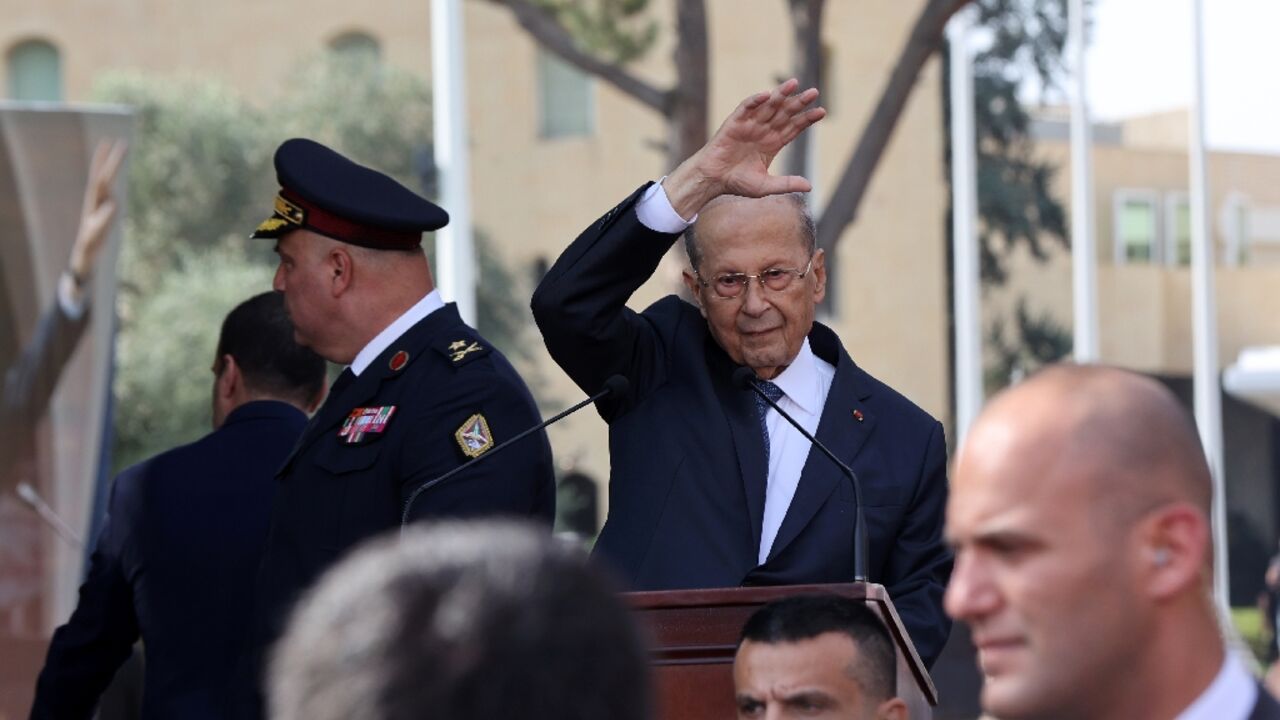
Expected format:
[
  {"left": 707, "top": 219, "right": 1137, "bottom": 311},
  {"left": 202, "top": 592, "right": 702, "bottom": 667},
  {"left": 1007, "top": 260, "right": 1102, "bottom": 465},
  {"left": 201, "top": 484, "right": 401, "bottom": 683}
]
[
  {"left": 665, "top": 79, "right": 825, "bottom": 218},
  {"left": 68, "top": 139, "right": 127, "bottom": 283}
]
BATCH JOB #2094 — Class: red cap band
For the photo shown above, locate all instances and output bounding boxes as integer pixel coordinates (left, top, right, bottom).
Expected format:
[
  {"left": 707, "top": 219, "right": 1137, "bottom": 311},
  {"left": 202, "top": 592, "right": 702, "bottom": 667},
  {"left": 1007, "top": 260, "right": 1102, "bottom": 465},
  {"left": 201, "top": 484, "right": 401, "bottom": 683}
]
[{"left": 280, "top": 188, "right": 421, "bottom": 250}]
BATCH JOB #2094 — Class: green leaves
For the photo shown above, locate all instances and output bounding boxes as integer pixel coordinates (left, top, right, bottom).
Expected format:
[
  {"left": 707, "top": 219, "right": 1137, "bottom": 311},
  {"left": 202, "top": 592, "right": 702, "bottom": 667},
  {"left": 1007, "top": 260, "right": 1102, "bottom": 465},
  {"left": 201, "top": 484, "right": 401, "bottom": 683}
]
[{"left": 533, "top": 0, "right": 658, "bottom": 64}]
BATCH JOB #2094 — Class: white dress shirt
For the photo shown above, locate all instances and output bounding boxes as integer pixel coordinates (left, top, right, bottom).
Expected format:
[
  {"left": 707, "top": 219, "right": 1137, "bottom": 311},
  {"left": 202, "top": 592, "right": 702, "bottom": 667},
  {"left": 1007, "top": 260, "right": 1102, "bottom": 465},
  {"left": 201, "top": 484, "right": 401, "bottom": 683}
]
[
  {"left": 636, "top": 178, "right": 696, "bottom": 232},
  {"left": 1176, "top": 651, "right": 1257, "bottom": 720},
  {"left": 634, "top": 182, "right": 837, "bottom": 563},
  {"left": 349, "top": 289, "right": 444, "bottom": 376}
]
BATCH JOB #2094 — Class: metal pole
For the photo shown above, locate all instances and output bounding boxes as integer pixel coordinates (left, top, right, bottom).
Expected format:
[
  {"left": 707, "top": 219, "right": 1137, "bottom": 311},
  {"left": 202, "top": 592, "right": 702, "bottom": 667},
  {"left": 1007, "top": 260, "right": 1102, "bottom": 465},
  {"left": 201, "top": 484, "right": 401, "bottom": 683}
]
[
  {"left": 948, "top": 9, "right": 982, "bottom": 443},
  {"left": 1188, "top": 0, "right": 1229, "bottom": 613},
  {"left": 431, "top": 0, "right": 477, "bottom": 324},
  {"left": 1069, "top": 0, "right": 1099, "bottom": 363}
]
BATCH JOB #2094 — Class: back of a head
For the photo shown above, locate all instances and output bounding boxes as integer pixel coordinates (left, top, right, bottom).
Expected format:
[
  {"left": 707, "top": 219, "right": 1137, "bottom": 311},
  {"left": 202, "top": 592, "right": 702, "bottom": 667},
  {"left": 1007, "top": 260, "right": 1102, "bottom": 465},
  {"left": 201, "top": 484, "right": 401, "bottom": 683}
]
[
  {"left": 739, "top": 594, "right": 896, "bottom": 704},
  {"left": 269, "top": 521, "right": 652, "bottom": 720},
  {"left": 216, "top": 291, "right": 325, "bottom": 407}
]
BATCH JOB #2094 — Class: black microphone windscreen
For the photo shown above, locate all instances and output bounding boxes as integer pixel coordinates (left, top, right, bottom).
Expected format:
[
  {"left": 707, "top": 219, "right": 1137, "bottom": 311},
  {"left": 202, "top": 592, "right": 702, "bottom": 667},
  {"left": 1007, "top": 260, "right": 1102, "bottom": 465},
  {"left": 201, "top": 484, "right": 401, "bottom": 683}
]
[
  {"left": 731, "top": 366, "right": 757, "bottom": 390},
  {"left": 603, "top": 375, "right": 630, "bottom": 399}
]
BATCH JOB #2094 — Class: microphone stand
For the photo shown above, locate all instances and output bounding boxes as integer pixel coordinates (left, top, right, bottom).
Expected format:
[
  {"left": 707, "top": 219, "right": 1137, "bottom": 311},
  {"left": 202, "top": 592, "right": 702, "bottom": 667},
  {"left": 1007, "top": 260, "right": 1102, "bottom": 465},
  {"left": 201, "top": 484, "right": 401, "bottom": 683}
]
[{"left": 733, "top": 366, "right": 867, "bottom": 582}]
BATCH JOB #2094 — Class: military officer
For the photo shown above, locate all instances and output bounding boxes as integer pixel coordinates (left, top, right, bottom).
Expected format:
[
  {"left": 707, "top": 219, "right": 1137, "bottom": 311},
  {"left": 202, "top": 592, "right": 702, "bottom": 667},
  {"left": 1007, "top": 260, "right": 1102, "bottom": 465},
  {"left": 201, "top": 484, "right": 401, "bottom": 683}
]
[{"left": 246, "top": 139, "right": 555, "bottom": 707}]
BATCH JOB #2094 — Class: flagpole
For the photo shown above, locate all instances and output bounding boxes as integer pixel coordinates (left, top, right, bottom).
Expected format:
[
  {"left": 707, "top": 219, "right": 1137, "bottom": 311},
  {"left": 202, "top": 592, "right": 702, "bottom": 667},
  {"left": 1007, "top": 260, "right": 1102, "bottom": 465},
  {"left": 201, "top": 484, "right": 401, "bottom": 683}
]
[
  {"left": 432, "top": 0, "right": 477, "bottom": 324},
  {"left": 1187, "top": 0, "right": 1228, "bottom": 613},
  {"left": 948, "top": 8, "right": 982, "bottom": 443},
  {"left": 1069, "top": 0, "right": 1099, "bottom": 362}
]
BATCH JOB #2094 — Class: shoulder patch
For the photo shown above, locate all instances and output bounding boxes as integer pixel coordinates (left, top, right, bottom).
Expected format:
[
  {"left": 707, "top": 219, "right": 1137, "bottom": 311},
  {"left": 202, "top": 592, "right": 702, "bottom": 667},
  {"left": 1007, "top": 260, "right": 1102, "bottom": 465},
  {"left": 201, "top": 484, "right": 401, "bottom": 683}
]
[
  {"left": 434, "top": 336, "right": 492, "bottom": 367},
  {"left": 455, "top": 413, "right": 494, "bottom": 458}
]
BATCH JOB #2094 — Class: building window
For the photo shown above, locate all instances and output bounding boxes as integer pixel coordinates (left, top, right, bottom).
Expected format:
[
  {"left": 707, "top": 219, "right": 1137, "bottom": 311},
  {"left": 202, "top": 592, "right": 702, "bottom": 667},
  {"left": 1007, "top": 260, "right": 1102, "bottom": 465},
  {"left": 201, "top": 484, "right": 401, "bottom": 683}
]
[
  {"left": 1113, "top": 189, "right": 1160, "bottom": 264},
  {"left": 7, "top": 39, "right": 62, "bottom": 102},
  {"left": 1222, "top": 194, "right": 1250, "bottom": 267},
  {"left": 1164, "top": 192, "right": 1191, "bottom": 266},
  {"left": 537, "top": 49, "right": 593, "bottom": 139},
  {"left": 329, "top": 31, "right": 381, "bottom": 66}
]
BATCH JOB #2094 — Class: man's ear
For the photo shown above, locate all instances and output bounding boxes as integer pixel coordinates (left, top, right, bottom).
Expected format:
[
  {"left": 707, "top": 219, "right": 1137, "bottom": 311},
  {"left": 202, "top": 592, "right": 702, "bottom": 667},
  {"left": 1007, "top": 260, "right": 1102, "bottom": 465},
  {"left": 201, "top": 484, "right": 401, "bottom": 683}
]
[
  {"left": 876, "top": 697, "right": 908, "bottom": 720},
  {"left": 681, "top": 270, "right": 706, "bottom": 317},
  {"left": 328, "top": 246, "right": 354, "bottom": 297},
  {"left": 216, "top": 354, "right": 241, "bottom": 401},
  {"left": 811, "top": 248, "right": 827, "bottom": 305},
  {"left": 1137, "top": 501, "right": 1211, "bottom": 602}
]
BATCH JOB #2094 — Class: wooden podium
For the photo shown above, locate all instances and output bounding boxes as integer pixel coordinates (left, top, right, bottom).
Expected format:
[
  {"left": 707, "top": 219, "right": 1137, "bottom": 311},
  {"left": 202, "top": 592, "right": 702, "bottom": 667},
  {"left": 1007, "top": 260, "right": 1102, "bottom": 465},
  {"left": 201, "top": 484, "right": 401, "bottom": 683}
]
[{"left": 627, "top": 583, "right": 937, "bottom": 720}]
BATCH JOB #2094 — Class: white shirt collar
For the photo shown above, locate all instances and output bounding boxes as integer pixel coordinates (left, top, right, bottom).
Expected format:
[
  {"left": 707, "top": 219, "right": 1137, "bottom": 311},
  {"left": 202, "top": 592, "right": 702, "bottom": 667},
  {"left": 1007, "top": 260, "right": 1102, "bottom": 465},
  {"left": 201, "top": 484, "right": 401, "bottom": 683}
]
[
  {"left": 769, "top": 338, "right": 824, "bottom": 416},
  {"left": 349, "top": 289, "right": 445, "bottom": 376},
  {"left": 1175, "top": 651, "right": 1257, "bottom": 720}
]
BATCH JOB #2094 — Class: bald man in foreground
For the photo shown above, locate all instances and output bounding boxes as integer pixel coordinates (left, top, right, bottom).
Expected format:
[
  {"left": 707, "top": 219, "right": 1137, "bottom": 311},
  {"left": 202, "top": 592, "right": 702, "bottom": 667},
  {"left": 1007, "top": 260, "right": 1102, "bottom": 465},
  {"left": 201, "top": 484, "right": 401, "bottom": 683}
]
[{"left": 945, "top": 365, "right": 1280, "bottom": 720}]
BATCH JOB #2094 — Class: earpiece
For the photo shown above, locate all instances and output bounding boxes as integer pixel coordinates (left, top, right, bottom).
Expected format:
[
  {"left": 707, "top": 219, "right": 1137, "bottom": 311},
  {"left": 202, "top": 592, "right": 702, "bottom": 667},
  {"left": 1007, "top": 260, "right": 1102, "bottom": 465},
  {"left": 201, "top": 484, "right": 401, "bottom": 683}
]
[{"left": 1153, "top": 548, "right": 1171, "bottom": 567}]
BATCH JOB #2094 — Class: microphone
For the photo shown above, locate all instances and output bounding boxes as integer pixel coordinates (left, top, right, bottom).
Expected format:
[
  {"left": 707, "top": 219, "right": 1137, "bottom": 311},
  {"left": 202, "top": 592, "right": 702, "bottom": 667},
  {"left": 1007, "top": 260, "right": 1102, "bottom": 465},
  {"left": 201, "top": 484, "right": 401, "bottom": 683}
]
[
  {"left": 16, "top": 482, "right": 84, "bottom": 548},
  {"left": 400, "top": 375, "right": 630, "bottom": 526},
  {"left": 732, "top": 366, "right": 868, "bottom": 582}
]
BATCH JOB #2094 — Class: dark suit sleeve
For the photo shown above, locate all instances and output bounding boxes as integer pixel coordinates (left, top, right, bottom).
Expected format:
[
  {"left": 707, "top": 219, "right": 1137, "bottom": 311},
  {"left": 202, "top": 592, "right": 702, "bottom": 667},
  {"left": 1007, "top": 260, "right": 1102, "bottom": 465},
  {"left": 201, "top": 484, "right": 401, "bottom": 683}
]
[
  {"left": 29, "top": 474, "right": 140, "bottom": 720},
  {"left": 530, "top": 183, "right": 683, "bottom": 419},
  {"left": 881, "top": 420, "right": 953, "bottom": 668},
  {"left": 2, "top": 300, "right": 90, "bottom": 485}
]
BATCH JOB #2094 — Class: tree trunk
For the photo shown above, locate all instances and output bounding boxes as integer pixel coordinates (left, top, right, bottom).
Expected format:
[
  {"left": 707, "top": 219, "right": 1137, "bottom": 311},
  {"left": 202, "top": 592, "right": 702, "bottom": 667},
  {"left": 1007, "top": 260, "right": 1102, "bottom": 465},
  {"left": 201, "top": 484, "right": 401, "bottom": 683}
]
[
  {"left": 816, "top": 0, "right": 973, "bottom": 253},
  {"left": 666, "top": 0, "right": 710, "bottom": 170},
  {"left": 783, "top": 0, "right": 826, "bottom": 180}
]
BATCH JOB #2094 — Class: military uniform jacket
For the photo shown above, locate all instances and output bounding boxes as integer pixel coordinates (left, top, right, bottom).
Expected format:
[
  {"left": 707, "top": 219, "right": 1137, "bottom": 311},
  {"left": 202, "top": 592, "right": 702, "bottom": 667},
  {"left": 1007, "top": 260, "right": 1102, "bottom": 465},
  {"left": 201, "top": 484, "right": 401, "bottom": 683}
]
[
  {"left": 255, "top": 303, "right": 555, "bottom": 643},
  {"left": 30, "top": 401, "right": 307, "bottom": 720},
  {"left": 532, "top": 185, "right": 953, "bottom": 666}
]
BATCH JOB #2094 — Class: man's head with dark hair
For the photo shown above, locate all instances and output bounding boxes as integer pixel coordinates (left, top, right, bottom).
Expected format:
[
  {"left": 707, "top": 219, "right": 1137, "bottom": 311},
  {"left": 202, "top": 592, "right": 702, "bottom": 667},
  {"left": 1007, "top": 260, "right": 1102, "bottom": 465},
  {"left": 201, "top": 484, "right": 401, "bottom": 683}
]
[
  {"left": 211, "top": 291, "right": 326, "bottom": 427},
  {"left": 734, "top": 595, "right": 906, "bottom": 720},
  {"left": 269, "top": 520, "right": 652, "bottom": 720}
]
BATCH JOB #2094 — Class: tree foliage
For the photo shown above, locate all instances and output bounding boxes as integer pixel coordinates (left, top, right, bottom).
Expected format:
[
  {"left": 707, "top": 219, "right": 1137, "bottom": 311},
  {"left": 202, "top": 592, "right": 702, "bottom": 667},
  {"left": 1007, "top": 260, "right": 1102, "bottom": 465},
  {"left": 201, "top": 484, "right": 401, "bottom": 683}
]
[
  {"left": 985, "top": 298, "right": 1072, "bottom": 392},
  {"left": 971, "top": 0, "right": 1071, "bottom": 286},
  {"left": 961, "top": 0, "right": 1076, "bottom": 380},
  {"left": 533, "top": 0, "right": 658, "bottom": 64}
]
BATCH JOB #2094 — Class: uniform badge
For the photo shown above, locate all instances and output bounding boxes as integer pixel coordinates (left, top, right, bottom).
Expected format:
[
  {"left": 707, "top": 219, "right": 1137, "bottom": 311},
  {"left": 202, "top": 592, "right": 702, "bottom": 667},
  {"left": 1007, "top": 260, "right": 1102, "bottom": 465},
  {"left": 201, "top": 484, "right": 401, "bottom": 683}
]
[
  {"left": 455, "top": 413, "right": 494, "bottom": 458},
  {"left": 389, "top": 350, "right": 409, "bottom": 372},
  {"left": 449, "top": 339, "right": 482, "bottom": 363},
  {"left": 339, "top": 406, "right": 397, "bottom": 444}
]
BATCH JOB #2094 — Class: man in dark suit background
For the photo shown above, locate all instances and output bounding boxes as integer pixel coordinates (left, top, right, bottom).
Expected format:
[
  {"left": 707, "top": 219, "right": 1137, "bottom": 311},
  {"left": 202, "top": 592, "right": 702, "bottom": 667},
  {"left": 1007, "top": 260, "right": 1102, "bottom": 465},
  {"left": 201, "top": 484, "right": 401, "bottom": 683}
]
[
  {"left": 946, "top": 365, "right": 1280, "bottom": 720},
  {"left": 532, "top": 79, "right": 952, "bottom": 666},
  {"left": 29, "top": 291, "right": 326, "bottom": 719}
]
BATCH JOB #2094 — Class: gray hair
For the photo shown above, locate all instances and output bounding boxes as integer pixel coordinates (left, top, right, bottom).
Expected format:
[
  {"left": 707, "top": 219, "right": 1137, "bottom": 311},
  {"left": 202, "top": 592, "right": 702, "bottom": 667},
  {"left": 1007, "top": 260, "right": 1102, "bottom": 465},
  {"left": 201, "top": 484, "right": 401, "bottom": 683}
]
[
  {"left": 269, "top": 521, "right": 652, "bottom": 720},
  {"left": 683, "top": 192, "right": 816, "bottom": 270}
]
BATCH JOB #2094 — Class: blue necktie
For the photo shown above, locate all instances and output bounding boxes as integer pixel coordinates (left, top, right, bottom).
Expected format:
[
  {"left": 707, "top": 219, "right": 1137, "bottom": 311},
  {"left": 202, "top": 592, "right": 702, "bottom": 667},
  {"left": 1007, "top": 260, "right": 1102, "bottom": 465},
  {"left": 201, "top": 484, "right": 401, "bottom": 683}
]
[{"left": 753, "top": 380, "right": 785, "bottom": 463}]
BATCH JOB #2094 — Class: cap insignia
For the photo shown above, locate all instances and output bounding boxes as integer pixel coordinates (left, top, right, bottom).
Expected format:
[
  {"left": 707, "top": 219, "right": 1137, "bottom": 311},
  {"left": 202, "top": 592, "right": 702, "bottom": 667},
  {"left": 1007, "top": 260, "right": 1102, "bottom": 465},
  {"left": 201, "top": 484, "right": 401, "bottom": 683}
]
[{"left": 274, "top": 194, "right": 306, "bottom": 225}]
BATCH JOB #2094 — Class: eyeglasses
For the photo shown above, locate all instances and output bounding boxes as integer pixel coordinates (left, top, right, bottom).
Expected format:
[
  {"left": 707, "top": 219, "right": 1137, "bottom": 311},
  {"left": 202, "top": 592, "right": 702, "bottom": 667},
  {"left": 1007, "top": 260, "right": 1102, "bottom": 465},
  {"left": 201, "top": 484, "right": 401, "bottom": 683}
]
[{"left": 693, "top": 256, "right": 815, "bottom": 299}]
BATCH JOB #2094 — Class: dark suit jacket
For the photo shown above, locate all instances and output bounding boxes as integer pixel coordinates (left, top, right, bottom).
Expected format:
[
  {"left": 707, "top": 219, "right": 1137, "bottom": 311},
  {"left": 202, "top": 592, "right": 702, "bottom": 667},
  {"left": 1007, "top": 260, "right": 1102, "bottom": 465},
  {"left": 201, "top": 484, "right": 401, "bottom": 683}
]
[
  {"left": 2, "top": 299, "right": 89, "bottom": 487},
  {"left": 254, "top": 304, "right": 556, "bottom": 652},
  {"left": 1252, "top": 682, "right": 1280, "bottom": 720},
  {"left": 532, "top": 185, "right": 952, "bottom": 665},
  {"left": 29, "top": 400, "right": 307, "bottom": 720}
]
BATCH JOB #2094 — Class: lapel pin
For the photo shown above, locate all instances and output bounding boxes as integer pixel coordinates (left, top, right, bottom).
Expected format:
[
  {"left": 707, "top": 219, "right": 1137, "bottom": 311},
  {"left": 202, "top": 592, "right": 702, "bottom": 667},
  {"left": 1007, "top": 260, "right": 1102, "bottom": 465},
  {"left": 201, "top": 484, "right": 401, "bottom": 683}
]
[
  {"left": 852, "top": 409, "right": 864, "bottom": 423},
  {"left": 389, "top": 350, "right": 409, "bottom": 372}
]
